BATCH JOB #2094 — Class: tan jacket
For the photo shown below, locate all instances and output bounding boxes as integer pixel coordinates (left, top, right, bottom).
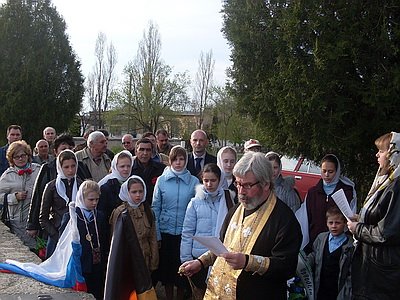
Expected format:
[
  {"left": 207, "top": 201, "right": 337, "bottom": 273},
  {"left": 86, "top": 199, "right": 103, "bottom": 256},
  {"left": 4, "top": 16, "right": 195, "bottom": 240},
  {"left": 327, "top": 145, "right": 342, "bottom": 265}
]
[{"left": 110, "top": 202, "right": 159, "bottom": 272}]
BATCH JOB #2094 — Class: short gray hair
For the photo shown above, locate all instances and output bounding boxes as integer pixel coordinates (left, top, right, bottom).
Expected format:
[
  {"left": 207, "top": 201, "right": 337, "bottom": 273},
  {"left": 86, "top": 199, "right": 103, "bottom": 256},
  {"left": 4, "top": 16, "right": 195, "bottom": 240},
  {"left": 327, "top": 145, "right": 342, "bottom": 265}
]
[
  {"left": 233, "top": 152, "right": 273, "bottom": 187},
  {"left": 87, "top": 131, "right": 105, "bottom": 148}
]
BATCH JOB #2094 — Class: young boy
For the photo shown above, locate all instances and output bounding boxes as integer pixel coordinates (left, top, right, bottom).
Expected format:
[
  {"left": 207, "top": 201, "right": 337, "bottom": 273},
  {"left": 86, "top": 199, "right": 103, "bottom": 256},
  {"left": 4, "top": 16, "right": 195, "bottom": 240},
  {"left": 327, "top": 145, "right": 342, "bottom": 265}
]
[{"left": 307, "top": 206, "right": 353, "bottom": 300}]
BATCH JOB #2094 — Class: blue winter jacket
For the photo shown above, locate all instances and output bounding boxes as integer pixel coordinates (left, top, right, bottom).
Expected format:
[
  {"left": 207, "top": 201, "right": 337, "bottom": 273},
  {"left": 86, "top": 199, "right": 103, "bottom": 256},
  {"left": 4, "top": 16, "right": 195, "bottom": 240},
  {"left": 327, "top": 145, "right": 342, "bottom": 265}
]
[
  {"left": 152, "top": 168, "right": 199, "bottom": 240},
  {"left": 180, "top": 186, "right": 223, "bottom": 262}
]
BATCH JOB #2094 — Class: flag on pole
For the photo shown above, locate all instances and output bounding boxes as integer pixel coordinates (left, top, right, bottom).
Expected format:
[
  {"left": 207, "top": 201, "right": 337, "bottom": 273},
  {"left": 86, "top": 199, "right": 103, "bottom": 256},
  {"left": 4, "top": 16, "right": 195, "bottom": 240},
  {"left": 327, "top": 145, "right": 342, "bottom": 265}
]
[{"left": 0, "top": 202, "right": 86, "bottom": 291}]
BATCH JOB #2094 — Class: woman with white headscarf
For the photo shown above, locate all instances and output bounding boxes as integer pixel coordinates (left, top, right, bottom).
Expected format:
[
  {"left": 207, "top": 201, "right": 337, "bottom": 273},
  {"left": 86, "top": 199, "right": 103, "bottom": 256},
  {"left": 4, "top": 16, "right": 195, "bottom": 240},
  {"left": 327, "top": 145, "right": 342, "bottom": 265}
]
[
  {"left": 217, "top": 146, "right": 238, "bottom": 203},
  {"left": 347, "top": 132, "right": 400, "bottom": 299},
  {"left": 301, "top": 154, "right": 356, "bottom": 252},
  {"left": 39, "top": 149, "right": 81, "bottom": 258},
  {"left": 97, "top": 150, "right": 133, "bottom": 223},
  {"left": 180, "top": 163, "right": 234, "bottom": 293},
  {"left": 109, "top": 175, "right": 158, "bottom": 273}
]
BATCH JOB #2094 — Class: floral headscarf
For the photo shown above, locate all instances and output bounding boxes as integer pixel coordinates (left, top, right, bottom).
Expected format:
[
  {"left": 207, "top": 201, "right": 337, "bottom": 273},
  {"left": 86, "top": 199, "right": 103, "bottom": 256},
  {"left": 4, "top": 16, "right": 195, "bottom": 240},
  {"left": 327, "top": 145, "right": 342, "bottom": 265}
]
[{"left": 361, "top": 132, "right": 400, "bottom": 219}]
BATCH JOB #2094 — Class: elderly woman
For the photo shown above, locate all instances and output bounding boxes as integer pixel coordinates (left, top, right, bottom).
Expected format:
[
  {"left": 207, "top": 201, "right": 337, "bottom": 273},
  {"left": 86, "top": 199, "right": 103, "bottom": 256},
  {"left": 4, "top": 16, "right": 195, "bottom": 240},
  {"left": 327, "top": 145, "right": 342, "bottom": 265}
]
[
  {"left": 265, "top": 152, "right": 300, "bottom": 213},
  {"left": 0, "top": 140, "right": 40, "bottom": 249},
  {"left": 348, "top": 132, "right": 400, "bottom": 299}
]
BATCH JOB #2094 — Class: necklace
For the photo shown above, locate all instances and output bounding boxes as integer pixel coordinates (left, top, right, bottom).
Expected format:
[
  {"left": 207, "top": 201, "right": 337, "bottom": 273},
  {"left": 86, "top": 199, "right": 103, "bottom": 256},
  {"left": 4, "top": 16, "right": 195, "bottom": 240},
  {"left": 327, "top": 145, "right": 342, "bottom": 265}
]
[{"left": 83, "top": 209, "right": 100, "bottom": 250}]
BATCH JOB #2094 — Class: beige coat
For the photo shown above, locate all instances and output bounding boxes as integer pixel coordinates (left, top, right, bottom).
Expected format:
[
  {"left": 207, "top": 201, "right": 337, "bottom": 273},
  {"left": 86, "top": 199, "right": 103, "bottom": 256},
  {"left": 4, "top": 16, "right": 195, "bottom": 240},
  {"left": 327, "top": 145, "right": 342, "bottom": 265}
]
[{"left": 110, "top": 202, "right": 159, "bottom": 272}]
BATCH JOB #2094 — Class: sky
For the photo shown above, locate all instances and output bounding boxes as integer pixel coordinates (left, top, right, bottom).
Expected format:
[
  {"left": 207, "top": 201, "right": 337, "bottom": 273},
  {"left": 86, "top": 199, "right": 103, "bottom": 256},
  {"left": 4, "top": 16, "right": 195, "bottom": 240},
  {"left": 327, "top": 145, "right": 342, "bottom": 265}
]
[{"left": 49, "top": 0, "right": 232, "bottom": 89}]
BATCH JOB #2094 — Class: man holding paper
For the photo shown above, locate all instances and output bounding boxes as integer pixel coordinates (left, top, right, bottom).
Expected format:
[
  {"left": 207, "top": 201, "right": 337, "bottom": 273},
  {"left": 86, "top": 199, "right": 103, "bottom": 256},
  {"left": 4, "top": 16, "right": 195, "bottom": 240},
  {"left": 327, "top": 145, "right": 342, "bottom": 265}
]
[{"left": 180, "top": 152, "right": 302, "bottom": 299}]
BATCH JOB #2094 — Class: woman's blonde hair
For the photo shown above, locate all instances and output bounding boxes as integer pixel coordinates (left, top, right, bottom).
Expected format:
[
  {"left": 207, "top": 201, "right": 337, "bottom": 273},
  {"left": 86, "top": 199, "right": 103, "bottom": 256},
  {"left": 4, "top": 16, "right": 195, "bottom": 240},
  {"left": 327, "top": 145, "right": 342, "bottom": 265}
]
[
  {"left": 6, "top": 140, "right": 32, "bottom": 166},
  {"left": 375, "top": 132, "right": 392, "bottom": 175}
]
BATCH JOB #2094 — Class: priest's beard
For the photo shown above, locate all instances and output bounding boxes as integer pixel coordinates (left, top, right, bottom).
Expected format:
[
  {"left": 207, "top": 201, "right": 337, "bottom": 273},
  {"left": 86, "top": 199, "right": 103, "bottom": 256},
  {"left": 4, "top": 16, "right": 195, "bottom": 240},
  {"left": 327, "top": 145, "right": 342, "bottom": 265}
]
[{"left": 238, "top": 194, "right": 264, "bottom": 210}]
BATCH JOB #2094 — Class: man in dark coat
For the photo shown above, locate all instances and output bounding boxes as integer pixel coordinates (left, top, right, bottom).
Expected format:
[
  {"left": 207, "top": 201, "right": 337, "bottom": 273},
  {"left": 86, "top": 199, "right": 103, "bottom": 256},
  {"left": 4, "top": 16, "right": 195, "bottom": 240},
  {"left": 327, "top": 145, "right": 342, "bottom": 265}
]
[
  {"left": 131, "top": 138, "right": 166, "bottom": 205},
  {"left": 0, "top": 125, "right": 22, "bottom": 175},
  {"left": 187, "top": 129, "right": 216, "bottom": 178}
]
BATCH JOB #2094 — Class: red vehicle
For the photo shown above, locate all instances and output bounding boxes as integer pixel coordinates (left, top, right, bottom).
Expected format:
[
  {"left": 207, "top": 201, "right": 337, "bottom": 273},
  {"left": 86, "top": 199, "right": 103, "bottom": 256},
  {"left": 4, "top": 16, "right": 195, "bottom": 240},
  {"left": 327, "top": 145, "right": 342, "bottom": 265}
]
[{"left": 281, "top": 156, "right": 321, "bottom": 201}]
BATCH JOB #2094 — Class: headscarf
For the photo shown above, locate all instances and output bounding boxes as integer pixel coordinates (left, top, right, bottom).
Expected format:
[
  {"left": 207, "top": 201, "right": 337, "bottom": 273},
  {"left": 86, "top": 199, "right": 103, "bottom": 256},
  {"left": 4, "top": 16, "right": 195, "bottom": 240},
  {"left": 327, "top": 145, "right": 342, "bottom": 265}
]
[
  {"left": 75, "top": 181, "right": 89, "bottom": 211},
  {"left": 321, "top": 154, "right": 357, "bottom": 212},
  {"left": 265, "top": 151, "right": 282, "bottom": 177},
  {"left": 362, "top": 132, "right": 400, "bottom": 218},
  {"left": 118, "top": 175, "right": 147, "bottom": 209},
  {"left": 169, "top": 145, "right": 188, "bottom": 175},
  {"left": 200, "top": 167, "right": 230, "bottom": 237},
  {"left": 75, "top": 180, "right": 99, "bottom": 220},
  {"left": 321, "top": 154, "right": 341, "bottom": 196},
  {"left": 98, "top": 150, "right": 133, "bottom": 186},
  {"left": 55, "top": 149, "right": 78, "bottom": 204},
  {"left": 217, "top": 146, "right": 237, "bottom": 189}
]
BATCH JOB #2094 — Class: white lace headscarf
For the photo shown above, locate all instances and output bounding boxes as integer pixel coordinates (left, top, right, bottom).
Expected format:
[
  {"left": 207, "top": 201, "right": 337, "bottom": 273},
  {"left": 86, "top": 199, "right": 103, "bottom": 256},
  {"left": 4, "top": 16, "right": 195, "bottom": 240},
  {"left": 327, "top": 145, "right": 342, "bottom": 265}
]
[
  {"left": 98, "top": 150, "right": 133, "bottom": 186},
  {"left": 217, "top": 146, "right": 237, "bottom": 189},
  {"left": 118, "top": 175, "right": 147, "bottom": 209},
  {"left": 74, "top": 180, "right": 101, "bottom": 221},
  {"left": 199, "top": 164, "right": 230, "bottom": 237},
  {"left": 55, "top": 149, "right": 78, "bottom": 204}
]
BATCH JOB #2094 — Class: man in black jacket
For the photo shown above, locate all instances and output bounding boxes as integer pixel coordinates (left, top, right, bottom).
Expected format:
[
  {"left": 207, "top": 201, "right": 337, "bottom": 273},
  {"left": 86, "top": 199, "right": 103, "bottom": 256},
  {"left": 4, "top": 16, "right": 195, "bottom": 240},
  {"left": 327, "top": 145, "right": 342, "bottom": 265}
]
[
  {"left": 187, "top": 129, "right": 216, "bottom": 178},
  {"left": 131, "top": 137, "right": 166, "bottom": 205}
]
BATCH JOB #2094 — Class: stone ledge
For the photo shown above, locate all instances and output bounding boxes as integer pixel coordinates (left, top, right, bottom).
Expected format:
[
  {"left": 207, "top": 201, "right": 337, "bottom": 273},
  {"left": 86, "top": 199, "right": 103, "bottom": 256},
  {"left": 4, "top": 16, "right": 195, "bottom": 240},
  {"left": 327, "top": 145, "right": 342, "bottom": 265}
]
[{"left": 0, "top": 222, "right": 93, "bottom": 299}]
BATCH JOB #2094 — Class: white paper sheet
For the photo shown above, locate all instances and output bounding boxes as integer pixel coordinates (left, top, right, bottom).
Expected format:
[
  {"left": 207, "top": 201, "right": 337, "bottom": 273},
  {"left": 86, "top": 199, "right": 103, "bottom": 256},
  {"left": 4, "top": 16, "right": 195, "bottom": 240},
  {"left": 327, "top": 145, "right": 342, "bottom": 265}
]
[
  {"left": 331, "top": 189, "right": 353, "bottom": 221},
  {"left": 192, "top": 236, "right": 229, "bottom": 256}
]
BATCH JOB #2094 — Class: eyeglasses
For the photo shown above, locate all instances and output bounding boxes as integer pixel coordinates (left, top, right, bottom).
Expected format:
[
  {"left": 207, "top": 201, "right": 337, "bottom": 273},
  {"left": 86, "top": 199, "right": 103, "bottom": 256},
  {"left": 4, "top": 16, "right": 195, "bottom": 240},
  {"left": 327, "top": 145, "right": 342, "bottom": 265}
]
[
  {"left": 122, "top": 142, "right": 131, "bottom": 145},
  {"left": 13, "top": 153, "right": 28, "bottom": 160},
  {"left": 234, "top": 181, "right": 260, "bottom": 190}
]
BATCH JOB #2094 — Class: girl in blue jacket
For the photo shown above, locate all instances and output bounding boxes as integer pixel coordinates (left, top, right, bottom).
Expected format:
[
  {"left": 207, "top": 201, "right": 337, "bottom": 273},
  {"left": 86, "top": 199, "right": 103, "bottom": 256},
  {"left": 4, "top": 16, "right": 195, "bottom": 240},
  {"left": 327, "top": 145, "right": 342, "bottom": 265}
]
[
  {"left": 180, "top": 163, "right": 234, "bottom": 291},
  {"left": 152, "top": 145, "right": 199, "bottom": 300}
]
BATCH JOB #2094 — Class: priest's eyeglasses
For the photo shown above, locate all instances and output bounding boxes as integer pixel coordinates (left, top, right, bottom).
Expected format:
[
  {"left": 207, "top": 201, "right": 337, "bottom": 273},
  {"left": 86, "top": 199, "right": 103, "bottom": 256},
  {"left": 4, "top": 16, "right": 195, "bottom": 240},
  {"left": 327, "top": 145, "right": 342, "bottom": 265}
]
[{"left": 234, "top": 181, "right": 260, "bottom": 190}]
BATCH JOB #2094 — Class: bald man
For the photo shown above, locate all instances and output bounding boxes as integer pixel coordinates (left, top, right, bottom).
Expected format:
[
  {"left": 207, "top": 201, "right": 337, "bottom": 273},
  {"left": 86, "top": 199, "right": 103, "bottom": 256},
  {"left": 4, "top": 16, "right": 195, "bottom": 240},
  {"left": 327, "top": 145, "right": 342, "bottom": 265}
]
[{"left": 187, "top": 129, "right": 216, "bottom": 178}]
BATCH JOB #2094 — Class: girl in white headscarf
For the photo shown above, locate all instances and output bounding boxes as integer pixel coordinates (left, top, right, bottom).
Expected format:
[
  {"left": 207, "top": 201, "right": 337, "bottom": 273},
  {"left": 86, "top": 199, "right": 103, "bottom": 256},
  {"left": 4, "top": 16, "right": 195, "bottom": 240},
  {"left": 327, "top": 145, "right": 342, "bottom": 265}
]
[
  {"left": 181, "top": 163, "right": 234, "bottom": 292},
  {"left": 217, "top": 146, "right": 238, "bottom": 203},
  {"left": 40, "top": 149, "right": 81, "bottom": 258},
  {"left": 109, "top": 175, "right": 158, "bottom": 272},
  {"left": 298, "top": 154, "right": 356, "bottom": 252},
  {"left": 348, "top": 132, "right": 400, "bottom": 299},
  {"left": 74, "top": 180, "right": 108, "bottom": 300},
  {"left": 97, "top": 150, "right": 133, "bottom": 222}
]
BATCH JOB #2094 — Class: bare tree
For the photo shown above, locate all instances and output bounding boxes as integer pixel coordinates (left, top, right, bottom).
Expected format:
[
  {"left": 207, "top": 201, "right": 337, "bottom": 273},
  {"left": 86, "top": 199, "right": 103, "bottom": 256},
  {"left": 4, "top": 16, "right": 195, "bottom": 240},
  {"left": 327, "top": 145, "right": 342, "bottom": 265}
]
[
  {"left": 117, "top": 21, "right": 189, "bottom": 133},
  {"left": 193, "top": 50, "right": 215, "bottom": 129},
  {"left": 212, "top": 86, "right": 235, "bottom": 146},
  {"left": 87, "top": 32, "right": 117, "bottom": 129}
]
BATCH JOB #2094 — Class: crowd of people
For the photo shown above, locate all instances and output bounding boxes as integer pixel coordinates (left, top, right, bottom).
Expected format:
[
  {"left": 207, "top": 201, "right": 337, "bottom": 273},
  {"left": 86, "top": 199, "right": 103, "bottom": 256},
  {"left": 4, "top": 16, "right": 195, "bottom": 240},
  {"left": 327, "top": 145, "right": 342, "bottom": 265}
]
[{"left": 0, "top": 124, "right": 399, "bottom": 300}]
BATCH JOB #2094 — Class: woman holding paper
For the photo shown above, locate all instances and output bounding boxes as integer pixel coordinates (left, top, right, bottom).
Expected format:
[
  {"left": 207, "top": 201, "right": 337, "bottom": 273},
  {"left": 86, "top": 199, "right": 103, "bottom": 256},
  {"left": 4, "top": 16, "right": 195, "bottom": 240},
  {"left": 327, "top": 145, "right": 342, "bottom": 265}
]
[
  {"left": 348, "top": 132, "right": 400, "bottom": 299},
  {"left": 302, "top": 154, "right": 356, "bottom": 252}
]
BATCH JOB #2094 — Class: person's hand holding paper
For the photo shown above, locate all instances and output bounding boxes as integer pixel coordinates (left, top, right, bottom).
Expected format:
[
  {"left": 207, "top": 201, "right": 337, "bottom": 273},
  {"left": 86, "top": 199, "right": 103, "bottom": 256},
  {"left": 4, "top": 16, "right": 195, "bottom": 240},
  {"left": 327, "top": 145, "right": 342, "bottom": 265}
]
[{"left": 331, "top": 189, "right": 354, "bottom": 221}]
